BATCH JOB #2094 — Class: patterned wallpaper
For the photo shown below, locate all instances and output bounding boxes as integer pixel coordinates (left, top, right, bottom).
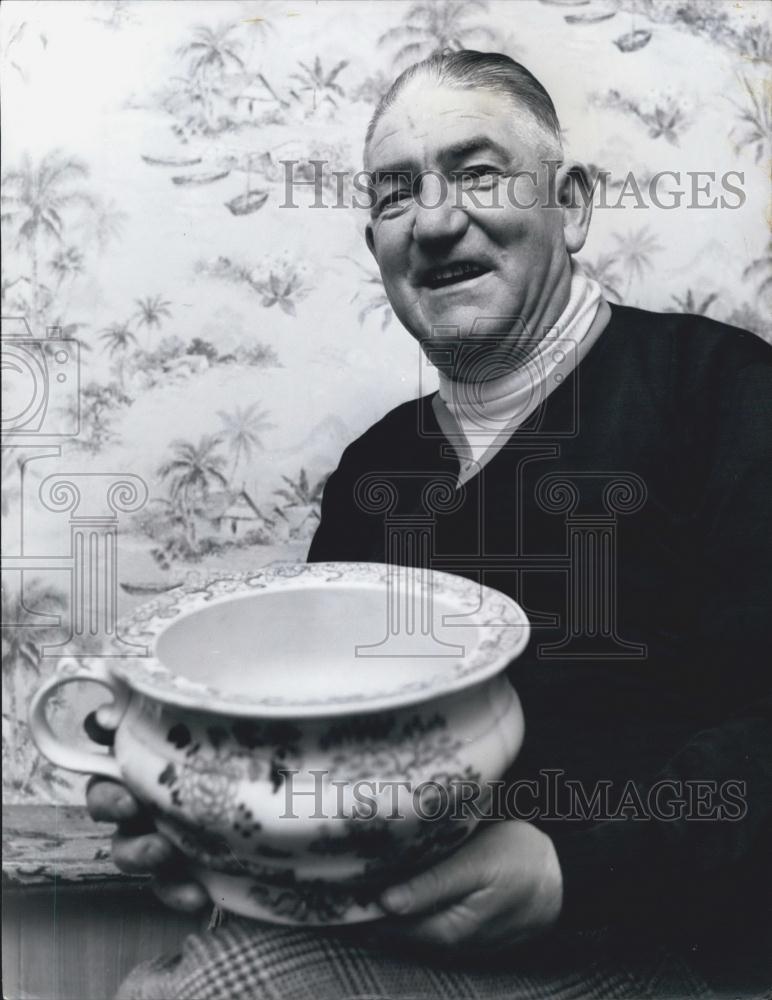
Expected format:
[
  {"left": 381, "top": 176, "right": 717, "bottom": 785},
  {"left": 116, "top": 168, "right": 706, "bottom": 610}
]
[{"left": 2, "top": 0, "right": 770, "bottom": 803}]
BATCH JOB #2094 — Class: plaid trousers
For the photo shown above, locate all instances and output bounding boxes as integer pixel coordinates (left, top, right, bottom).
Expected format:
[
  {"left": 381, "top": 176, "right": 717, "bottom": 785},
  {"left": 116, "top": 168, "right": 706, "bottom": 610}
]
[{"left": 114, "top": 915, "right": 724, "bottom": 1000}]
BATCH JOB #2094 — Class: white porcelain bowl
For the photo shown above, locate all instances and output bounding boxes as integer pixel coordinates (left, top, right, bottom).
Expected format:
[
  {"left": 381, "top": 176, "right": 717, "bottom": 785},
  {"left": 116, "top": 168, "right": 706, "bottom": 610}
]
[{"left": 30, "top": 562, "right": 530, "bottom": 924}]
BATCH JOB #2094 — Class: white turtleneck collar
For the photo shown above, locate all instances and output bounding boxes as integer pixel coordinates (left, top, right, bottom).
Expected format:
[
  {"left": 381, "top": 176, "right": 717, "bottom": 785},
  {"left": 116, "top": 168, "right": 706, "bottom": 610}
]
[{"left": 433, "top": 259, "right": 611, "bottom": 487}]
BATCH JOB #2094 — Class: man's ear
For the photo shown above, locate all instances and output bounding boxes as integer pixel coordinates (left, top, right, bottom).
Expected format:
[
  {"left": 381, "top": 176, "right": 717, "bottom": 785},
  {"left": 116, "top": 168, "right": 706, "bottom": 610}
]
[
  {"left": 556, "top": 161, "right": 593, "bottom": 254},
  {"left": 365, "top": 221, "right": 376, "bottom": 258}
]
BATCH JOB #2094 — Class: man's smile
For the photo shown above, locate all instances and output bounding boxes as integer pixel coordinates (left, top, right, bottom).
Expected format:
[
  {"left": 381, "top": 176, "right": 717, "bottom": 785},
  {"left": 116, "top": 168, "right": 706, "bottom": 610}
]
[{"left": 419, "top": 260, "right": 493, "bottom": 290}]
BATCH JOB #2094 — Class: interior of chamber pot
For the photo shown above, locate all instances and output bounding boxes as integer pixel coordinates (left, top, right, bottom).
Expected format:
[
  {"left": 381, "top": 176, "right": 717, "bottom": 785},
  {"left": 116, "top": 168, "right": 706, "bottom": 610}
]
[{"left": 152, "top": 585, "right": 483, "bottom": 702}]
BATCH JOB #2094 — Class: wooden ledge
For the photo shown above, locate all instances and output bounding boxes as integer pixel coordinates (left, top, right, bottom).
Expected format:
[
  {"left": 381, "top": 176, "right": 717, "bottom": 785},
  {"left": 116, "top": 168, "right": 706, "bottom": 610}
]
[{"left": 3, "top": 804, "right": 148, "bottom": 890}]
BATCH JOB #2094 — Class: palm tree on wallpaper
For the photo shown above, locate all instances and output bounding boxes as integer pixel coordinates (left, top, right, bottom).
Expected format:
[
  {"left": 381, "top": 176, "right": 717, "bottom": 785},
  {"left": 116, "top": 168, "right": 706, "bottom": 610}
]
[
  {"left": 157, "top": 435, "right": 229, "bottom": 543},
  {"left": 273, "top": 469, "right": 329, "bottom": 518},
  {"left": 1, "top": 449, "right": 24, "bottom": 518},
  {"left": 176, "top": 22, "right": 245, "bottom": 133},
  {"left": 668, "top": 290, "right": 719, "bottom": 316},
  {"left": 178, "top": 22, "right": 245, "bottom": 77},
  {"left": 99, "top": 321, "right": 138, "bottom": 388},
  {"left": 0, "top": 150, "right": 97, "bottom": 329},
  {"left": 611, "top": 227, "right": 664, "bottom": 297},
  {"left": 217, "top": 404, "right": 275, "bottom": 481},
  {"left": 290, "top": 57, "right": 349, "bottom": 111},
  {"left": 1, "top": 580, "right": 68, "bottom": 795},
  {"left": 378, "top": 1, "right": 495, "bottom": 67},
  {"left": 49, "top": 245, "right": 85, "bottom": 291},
  {"left": 133, "top": 294, "right": 173, "bottom": 345},
  {"left": 0, "top": 274, "right": 30, "bottom": 314},
  {"left": 743, "top": 240, "right": 772, "bottom": 299},
  {"left": 99, "top": 320, "right": 136, "bottom": 359},
  {"left": 48, "top": 245, "right": 86, "bottom": 335},
  {"left": 579, "top": 252, "right": 623, "bottom": 304}
]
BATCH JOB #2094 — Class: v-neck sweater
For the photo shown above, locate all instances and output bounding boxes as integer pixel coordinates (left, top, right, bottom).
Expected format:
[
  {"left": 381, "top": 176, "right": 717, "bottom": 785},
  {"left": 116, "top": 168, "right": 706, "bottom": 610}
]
[{"left": 308, "top": 304, "right": 772, "bottom": 935}]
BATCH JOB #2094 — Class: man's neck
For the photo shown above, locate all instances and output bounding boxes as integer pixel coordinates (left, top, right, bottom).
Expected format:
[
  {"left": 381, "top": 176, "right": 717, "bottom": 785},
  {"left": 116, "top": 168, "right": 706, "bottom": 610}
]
[{"left": 436, "top": 260, "right": 574, "bottom": 384}]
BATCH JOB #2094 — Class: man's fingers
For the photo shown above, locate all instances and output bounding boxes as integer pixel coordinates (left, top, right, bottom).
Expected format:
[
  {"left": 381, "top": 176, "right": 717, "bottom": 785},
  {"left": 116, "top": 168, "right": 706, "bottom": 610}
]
[
  {"left": 153, "top": 878, "right": 209, "bottom": 914},
  {"left": 111, "top": 831, "right": 176, "bottom": 874},
  {"left": 86, "top": 776, "right": 141, "bottom": 823},
  {"left": 377, "top": 899, "right": 484, "bottom": 950},
  {"left": 376, "top": 898, "right": 530, "bottom": 954},
  {"left": 380, "top": 853, "right": 481, "bottom": 916}
]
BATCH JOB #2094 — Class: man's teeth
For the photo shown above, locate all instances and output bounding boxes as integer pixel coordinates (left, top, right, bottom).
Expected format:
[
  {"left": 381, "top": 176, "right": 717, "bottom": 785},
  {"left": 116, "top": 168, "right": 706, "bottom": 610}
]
[{"left": 428, "top": 263, "right": 486, "bottom": 287}]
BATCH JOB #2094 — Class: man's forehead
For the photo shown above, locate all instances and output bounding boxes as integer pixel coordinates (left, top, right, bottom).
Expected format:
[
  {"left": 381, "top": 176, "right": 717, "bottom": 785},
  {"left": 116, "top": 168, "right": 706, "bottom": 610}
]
[{"left": 366, "top": 84, "right": 539, "bottom": 172}]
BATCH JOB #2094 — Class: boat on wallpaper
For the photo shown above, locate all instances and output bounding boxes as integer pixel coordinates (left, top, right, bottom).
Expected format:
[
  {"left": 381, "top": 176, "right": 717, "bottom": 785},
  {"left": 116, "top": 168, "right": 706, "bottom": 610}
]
[
  {"left": 141, "top": 155, "right": 203, "bottom": 167},
  {"left": 171, "top": 170, "right": 231, "bottom": 186},
  {"left": 565, "top": 10, "right": 616, "bottom": 23},
  {"left": 614, "top": 29, "right": 652, "bottom": 52},
  {"left": 120, "top": 581, "right": 183, "bottom": 595},
  {"left": 225, "top": 190, "right": 269, "bottom": 216}
]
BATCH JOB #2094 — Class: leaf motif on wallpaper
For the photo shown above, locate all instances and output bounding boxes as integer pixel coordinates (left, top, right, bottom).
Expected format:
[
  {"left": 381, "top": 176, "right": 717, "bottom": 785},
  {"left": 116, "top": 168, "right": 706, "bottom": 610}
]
[
  {"left": 344, "top": 258, "right": 395, "bottom": 331},
  {"left": 742, "top": 240, "right": 772, "bottom": 300},
  {"left": 583, "top": 164, "right": 658, "bottom": 208},
  {"left": 591, "top": 90, "right": 692, "bottom": 145},
  {"left": 726, "top": 305, "right": 772, "bottom": 347},
  {"left": 729, "top": 75, "right": 772, "bottom": 166},
  {"left": 195, "top": 255, "right": 312, "bottom": 316}
]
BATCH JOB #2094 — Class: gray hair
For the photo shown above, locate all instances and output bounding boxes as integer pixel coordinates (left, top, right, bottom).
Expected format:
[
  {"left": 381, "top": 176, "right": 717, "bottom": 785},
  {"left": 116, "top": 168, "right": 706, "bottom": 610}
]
[{"left": 365, "top": 49, "right": 562, "bottom": 154}]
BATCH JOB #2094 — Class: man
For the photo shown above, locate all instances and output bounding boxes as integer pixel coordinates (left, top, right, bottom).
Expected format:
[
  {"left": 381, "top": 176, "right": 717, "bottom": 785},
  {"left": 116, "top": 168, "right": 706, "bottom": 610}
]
[{"left": 91, "top": 51, "right": 771, "bottom": 994}]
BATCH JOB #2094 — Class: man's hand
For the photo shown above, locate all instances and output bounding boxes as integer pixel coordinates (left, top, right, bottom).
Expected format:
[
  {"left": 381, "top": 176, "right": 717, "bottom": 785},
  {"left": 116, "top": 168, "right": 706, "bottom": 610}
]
[
  {"left": 86, "top": 777, "right": 208, "bottom": 913},
  {"left": 377, "top": 821, "right": 563, "bottom": 952}
]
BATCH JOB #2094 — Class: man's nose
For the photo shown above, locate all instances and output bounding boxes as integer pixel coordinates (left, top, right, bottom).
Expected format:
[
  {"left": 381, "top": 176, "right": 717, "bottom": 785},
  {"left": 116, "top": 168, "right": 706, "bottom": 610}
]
[{"left": 412, "top": 173, "right": 468, "bottom": 246}]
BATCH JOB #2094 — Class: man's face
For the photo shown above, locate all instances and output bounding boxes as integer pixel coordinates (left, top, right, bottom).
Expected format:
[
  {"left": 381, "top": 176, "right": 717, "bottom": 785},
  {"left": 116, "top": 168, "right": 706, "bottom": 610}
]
[{"left": 365, "top": 84, "right": 579, "bottom": 366}]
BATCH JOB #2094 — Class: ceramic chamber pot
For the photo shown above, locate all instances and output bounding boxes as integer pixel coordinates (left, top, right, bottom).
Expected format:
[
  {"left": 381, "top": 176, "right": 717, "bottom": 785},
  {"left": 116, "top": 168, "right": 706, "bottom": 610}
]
[{"left": 30, "top": 562, "right": 530, "bottom": 925}]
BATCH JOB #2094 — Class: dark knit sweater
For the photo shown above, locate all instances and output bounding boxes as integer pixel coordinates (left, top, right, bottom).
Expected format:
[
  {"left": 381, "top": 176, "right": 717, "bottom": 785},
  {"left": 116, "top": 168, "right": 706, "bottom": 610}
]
[{"left": 307, "top": 305, "right": 772, "bottom": 937}]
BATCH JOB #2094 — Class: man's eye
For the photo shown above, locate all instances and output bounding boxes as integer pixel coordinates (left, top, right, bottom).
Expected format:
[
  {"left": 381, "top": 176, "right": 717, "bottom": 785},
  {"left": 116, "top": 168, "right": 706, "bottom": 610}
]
[
  {"left": 455, "top": 167, "right": 500, "bottom": 187},
  {"left": 376, "top": 190, "right": 412, "bottom": 216}
]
